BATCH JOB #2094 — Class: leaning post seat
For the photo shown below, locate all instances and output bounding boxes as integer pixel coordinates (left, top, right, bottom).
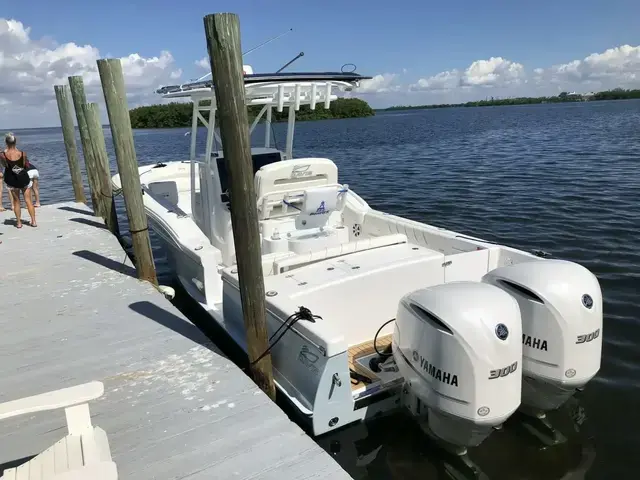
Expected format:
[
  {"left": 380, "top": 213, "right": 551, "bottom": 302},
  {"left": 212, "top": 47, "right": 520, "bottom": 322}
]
[
  {"left": 292, "top": 184, "right": 345, "bottom": 230},
  {"left": 261, "top": 183, "right": 351, "bottom": 256},
  {"left": 255, "top": 158, "right": 339, "bottom": 220}
]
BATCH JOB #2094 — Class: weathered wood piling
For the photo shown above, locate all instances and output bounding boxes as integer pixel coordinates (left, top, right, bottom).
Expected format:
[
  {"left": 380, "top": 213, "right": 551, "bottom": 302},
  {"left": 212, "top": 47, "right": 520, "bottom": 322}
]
[
  {"left": 53, "top": 85, "right": 86, "bottom": 204},
  {"left": 68, "top": 75, "right": 104, "bottom": 217},
  {"left": 82, "top": 102, "right": 120, "bottom": 237},
  {"left": 53, "top": 64, "right": 157, "bottom": 284},
  {"left": 96, "top": 58, "right": 158, "bottom": 286},
  {"left": 203, "top": 12, "right": 276, "bottom": 400}
]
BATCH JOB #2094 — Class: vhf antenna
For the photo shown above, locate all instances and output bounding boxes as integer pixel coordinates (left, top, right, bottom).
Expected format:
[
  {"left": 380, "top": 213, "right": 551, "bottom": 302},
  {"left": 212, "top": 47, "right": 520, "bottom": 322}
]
[
  {"left": 194, "top": 28, "right": 294, "bottom": 82},
  {"left": 243, "top": 28, "right": 293, "bottom": 57},
  {"left": 276, "top": 51, "right": 304, "bottom": 73}
]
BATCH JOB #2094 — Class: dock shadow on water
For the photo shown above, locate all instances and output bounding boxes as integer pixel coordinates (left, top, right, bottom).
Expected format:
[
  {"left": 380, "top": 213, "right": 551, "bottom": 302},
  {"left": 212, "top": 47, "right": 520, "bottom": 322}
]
[{"left": 167, "top": 281, "right": 595, "bottom": 480}]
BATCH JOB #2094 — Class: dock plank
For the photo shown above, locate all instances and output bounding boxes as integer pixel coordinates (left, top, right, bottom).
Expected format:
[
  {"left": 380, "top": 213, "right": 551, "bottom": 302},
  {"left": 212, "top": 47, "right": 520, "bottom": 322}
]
[{"left": 0, "top": 202, "right": 350, "bottom": 479}]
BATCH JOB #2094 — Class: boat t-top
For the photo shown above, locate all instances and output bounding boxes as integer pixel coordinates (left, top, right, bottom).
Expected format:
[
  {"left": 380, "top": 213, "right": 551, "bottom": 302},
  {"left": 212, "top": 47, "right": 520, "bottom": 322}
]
[{"left": 112, "top": 64, "right": 603, "bottom": 476}]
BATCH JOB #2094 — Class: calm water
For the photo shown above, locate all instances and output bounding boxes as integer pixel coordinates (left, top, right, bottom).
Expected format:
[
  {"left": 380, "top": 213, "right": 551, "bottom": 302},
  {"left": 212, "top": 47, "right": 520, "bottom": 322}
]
[{"left": 9, "top": 100, "right": 639, "bottom": 479}]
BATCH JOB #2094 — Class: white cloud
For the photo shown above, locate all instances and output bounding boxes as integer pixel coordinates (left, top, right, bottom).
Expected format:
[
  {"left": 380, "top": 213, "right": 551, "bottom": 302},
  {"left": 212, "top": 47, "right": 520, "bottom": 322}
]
[
  {"left": 409, "top": 70, "right": 461, "bottom": 92},
  {"left": 535, "top": 45, "right": 640, "bottom": 89},
  {"left": 461, "top": 57, "right": 525, "bottom": 87},
  {"left": 0, "top": 18, "right": 183, "bottom": 128},
  {"left": 195, "top": 56, "right": 209, "bottom": 70},
  {"left": 363, "top": 45, "right": 640, "bottom": 107},
  {"left": 409, "top": 57, "right": 526, "bottom": 92},
  {"left": 358, "top": 73, "right": 401, "bottom": 93}
]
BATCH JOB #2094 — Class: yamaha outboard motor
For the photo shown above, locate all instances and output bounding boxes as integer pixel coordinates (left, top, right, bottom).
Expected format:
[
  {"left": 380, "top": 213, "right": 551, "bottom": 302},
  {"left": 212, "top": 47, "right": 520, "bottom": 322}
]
[
  {"left": 393, "top": 281, "right": 523, "bottom": 478},
  {"left": 482, "top": 259, "right": 603, "bottom": 445}
]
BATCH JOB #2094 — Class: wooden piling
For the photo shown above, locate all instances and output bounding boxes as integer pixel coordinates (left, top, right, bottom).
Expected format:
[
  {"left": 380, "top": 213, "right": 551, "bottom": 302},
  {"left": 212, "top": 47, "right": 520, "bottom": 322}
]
[
  {"left": 82, "top": 102, "right": 120, "bottom": 237},
  {"left": 68, "top": 76, "right": 105, "bottom": 217},
  {"left": 96, "top": 58, "right": 158, "bottom": 286},
  {"left": 203, "top": 12, "right": 276, "bottom": 400},
  {"left": 53, "top": 85, "right": 87, "bottom": 204}
]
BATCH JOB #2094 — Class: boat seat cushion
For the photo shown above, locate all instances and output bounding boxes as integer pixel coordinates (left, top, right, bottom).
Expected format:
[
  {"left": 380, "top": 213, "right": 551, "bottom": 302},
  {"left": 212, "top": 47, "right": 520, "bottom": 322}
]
[
  {"left": 301, "top": 185, "right": 338, "bottom": 215},
  {"left": 255, "top": 158, "right": 338, "bottom": 205}
]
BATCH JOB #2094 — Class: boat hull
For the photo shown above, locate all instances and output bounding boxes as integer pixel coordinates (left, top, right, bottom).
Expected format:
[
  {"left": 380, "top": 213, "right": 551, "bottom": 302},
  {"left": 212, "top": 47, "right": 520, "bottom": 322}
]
[{"left": 146, "top": 213, "right": 206, "bottom": 299}]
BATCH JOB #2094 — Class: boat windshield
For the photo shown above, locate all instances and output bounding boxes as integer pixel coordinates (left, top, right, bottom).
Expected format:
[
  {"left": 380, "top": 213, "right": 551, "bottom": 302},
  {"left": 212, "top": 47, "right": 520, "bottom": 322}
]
[{"left": 215, "top": 148, "right": 283, "bottom": 205}]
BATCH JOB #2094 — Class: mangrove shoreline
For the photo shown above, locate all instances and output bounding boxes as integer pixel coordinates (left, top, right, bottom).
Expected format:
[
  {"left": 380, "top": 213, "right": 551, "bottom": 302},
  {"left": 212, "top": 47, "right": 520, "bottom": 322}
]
[
  {"left": 383, "top": 88, "right": 640, "bottom": 111},
  {"left": 129, "top": 97, "right": 374, "bottom": 129},
  {"left": 128, "top": 88, "right": 640, "bottom": 128}
]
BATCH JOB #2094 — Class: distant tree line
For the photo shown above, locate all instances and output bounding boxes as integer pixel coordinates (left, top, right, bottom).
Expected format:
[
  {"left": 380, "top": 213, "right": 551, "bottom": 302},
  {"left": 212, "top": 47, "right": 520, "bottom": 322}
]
[
  {"left": 129, "top": 97, "right": 375, "bottom": 129},
  {"left": 384, "top": 88, "right": 640, "bottom": 111},
  {"left": 590, "top": 88, "right": 640, "bottom": 101}
]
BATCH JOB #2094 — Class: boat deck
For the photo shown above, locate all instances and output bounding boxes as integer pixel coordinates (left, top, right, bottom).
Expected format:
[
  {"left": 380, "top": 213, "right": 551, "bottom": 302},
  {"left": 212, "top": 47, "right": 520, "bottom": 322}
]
[
  {"left": 348, "top": 334, "right": 394, "bottom": 391},
  {"left": 0, "top": 202, "right": 350, "bottom": 479}
]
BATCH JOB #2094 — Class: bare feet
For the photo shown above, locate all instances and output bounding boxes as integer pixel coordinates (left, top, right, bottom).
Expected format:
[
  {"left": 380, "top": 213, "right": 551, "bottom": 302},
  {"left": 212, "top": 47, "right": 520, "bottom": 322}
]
[
  {"left": 30, "top": 221, "right": 37, "bottom": 227},
  {"left": 35, "top": 203, "right": 41, "bottom": 207},
  {"left": 0, "top": 206, "right": 6, "bottom": 212}
]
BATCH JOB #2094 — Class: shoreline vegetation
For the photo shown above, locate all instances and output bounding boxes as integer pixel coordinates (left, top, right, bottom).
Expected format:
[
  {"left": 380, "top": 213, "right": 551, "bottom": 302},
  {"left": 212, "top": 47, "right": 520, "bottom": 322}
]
[
  {"left": 382, "top": 88, "right": 640, "bottom": 111},
  {"left": 128, "top": 88, "right": 640, "bottom": 128},
  {"left": 129, "top": 97, "right": 375, "bottom": 129}
]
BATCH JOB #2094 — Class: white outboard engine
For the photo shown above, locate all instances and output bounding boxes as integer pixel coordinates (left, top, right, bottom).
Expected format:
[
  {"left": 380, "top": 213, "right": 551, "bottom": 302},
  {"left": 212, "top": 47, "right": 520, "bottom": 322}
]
[
  {"left": 393, "top": 281, "right": 523, "bottom": 450},
  {"left": 482, "top": 259, "right": 603, "bottom": 414}
]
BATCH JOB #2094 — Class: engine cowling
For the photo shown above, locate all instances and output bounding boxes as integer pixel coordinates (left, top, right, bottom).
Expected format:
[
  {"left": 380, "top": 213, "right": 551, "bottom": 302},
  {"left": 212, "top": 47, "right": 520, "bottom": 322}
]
[
  {"left": 393, "top": 281, "right": 522, "bottom": 447},
  {"left": 482, "top": 259, "right": 603, "bottom": 412}
]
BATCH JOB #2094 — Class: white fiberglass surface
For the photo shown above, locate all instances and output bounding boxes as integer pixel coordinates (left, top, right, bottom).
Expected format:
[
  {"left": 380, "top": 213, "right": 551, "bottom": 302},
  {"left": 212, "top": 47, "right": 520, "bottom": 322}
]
[{"left": 142, "top": 161, "right": 197, "bottom": 214}]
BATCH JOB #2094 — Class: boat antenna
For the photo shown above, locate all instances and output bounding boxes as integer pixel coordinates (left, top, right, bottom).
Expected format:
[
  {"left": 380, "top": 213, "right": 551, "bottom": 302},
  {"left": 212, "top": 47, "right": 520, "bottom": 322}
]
[
  {"left": 276, "top": 51, "right": 305, "bottom": 73},
  {"left": 243, "top": 28, "right": 293, "bottom": 57},
  {"left": 194, "top": 28, "right": 294, "bottom": 83}
]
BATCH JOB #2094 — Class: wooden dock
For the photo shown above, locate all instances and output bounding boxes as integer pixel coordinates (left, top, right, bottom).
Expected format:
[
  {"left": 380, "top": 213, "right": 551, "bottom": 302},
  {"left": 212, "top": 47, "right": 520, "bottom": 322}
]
[{"left": 0, "top": 202, "right": 350, "bottom": 479}]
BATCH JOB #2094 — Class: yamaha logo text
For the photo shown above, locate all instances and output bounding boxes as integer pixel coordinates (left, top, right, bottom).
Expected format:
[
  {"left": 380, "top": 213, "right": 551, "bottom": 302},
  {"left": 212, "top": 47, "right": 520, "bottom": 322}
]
[
  {"left": 523, "top": 334, "right": 548, "bottom": 351},
  {"left": 412, "top": 350, "right": 459, "bottom": 387}
]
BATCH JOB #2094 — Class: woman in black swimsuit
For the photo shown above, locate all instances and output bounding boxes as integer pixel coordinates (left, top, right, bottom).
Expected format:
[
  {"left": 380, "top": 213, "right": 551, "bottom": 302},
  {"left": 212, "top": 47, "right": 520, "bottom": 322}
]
[{"left": 1, "top": 133, "right": 37, "bottom": 228}]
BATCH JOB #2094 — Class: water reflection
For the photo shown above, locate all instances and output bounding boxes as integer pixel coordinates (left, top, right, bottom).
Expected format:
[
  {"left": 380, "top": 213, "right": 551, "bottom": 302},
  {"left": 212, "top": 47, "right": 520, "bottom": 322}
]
[{"left": 317, "top": 392, "right": 595, "bottom": 480}]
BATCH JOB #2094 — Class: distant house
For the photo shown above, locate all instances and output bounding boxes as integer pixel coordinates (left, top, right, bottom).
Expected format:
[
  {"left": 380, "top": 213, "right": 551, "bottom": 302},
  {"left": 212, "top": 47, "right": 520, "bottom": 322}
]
[{"left": 559, "top": 91, "right": 594, "bottom": 101}]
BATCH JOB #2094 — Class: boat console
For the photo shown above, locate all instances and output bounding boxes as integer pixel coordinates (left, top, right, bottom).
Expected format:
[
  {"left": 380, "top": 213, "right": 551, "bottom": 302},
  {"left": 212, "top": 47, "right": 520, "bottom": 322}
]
[
  {"left": 254, "top": 158, "right": 351, "bottom": 256},
  {"left": 215, "top": 147, "right": 283, "bottom": 206}
]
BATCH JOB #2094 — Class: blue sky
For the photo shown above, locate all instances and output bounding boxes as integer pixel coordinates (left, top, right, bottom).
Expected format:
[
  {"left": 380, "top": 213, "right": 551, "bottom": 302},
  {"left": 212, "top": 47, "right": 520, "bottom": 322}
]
[
  {"left": 11, "top": 0, "right": 640, "bottom": 81},
  {"left": 2, "top": 0, "right": 640, "bottom": 127}
]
